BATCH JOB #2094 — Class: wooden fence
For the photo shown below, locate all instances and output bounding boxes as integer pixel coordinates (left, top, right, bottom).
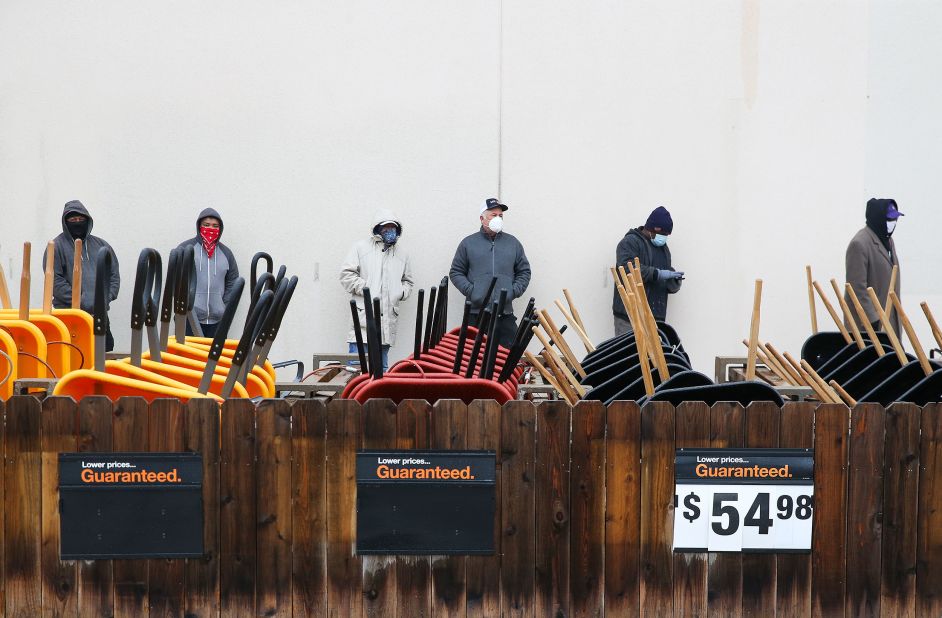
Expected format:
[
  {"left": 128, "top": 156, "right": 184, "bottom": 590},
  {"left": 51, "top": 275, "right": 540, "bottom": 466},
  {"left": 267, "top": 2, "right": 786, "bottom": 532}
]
[{"left": 0, "top": 396, "right": 939, "bottom": 617}]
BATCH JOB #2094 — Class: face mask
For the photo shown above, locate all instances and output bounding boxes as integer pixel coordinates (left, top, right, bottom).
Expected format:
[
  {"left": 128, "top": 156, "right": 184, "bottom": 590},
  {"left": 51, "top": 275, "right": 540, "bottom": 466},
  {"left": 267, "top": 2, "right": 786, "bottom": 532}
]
[
  {"left": 886, "top": 220, "right": 897, "bottom": 235},
  {"left": 381, "top": 229, "right": 398, "bottom": 245},
  {"left": 200, "top": 226, "right": 220, "bottom": 258},
  {"left": 651, "top": 234, "right": 668, "bottom": 247},
  {"left": 66, "top": 219, "right": 89, "bottom": 240},
  {"left": 487, "top": 216, "right": 504, "bottom": 234}
]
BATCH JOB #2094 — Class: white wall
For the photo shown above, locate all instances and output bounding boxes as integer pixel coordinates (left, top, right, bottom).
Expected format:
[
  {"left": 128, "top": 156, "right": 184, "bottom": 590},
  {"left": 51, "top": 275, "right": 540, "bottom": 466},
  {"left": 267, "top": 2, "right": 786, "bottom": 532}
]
[{"left": 1, "top": 0, "right": 940, "bottom": 378}]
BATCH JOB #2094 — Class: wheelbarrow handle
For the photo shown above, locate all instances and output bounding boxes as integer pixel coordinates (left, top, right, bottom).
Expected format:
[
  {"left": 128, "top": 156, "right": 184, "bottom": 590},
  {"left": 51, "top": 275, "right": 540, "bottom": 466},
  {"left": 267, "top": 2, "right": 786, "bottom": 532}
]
[
  {"left": 93, "top": 247, "right": 114, "bottom": 372},
  {"left": 250, "top": 252, "right": 273, "bottom": 293},
  {"left": 351, "top": 299, "right": 369, "bottom": 375},
  {"left": 413, "top": 289, "right": 425, "bottom": 360},
  {"left": 199, "top": 277, "right": 245, "bottom": 395}
]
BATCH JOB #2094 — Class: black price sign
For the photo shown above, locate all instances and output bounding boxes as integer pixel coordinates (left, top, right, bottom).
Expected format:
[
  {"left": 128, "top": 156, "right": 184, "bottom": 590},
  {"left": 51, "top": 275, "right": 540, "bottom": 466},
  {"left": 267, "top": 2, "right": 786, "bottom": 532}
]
[
  {"left": 673, "top": 448, "right": 814, "bottom": 553},
  {"left": 356, "top": 450, "right": 496, "bottom": 555},
  {"left": 59, "top": 453, "right": 203, "bottom": 560}
]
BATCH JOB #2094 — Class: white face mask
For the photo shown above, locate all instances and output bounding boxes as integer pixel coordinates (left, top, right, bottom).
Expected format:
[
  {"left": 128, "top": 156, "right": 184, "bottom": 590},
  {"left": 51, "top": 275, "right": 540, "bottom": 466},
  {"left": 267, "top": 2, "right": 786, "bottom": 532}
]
[
  {"left": 487, "top": 216, "right": 504, "bottom": 234},
  {"left": 886, "top": 220, "right": 897, "bottom": 235}
]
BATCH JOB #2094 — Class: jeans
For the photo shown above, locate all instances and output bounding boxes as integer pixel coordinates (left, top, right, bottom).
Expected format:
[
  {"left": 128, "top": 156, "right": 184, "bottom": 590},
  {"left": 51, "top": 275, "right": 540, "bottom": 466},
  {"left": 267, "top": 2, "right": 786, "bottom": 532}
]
[{"left": 349, "top": 342, "right": 390, "bottom": 372}]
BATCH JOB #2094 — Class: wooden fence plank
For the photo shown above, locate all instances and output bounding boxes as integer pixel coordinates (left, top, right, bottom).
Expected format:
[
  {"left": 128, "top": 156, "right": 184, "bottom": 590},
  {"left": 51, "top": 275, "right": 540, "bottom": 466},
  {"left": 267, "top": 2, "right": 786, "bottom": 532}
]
[
  {"left": 604, "top": 400, "right": 641, "bottom": 617},
  {"left": 76, "top": 396, "right": 114, "bottom": 617},
  {"left": 430, "top": 400, "right": 468, "bottom": 617},
  {"left": 5, "top": 396, "right": 43, "bottom": 618},
  {"left": 534, "top": 400, "right": 570, "bottom": 618},
  {"left": 917, "top": 403, "right": 942, "bottom": 617},
  {"left": 742, "top": 402, "right": 781, "bottom": 617},
  {"left": 500, "top": 400, "right": 536, "bottom": 617},
  {"left": 291, "top": 399, "right": 327, "bottom": 618},
  {"left": 811, "top": 403, "right": 849, "bottom": 617},
  {"left": 640, "top": 401, "right": 675, "bottom": 617},
  {"left": 466, "top": 400, "right": 501, "bottom": 618},
  {"left": 255, "top": 399, "right": 292, "bottom": 618},
  {"left": 395, "top": 400, "right": 431, "bottom": 618},
  {"left": 672, "top": 401, "right": 711, "bottom": 618},
  {"left": 219, "top": 399, "right": 257, "bottom": 618},
  {"left": 325, "top": 399, "right": 362, "bottom": 618},
  {"left": 360, "top": 398, "right": 399, "bottom": 618},
  {"left": 707, "top": 402, "right": 745, "bottom": 617},
  {"left": 184, "top": 398, "right": 221, "bottom": 618},
  {"left": 570, "top": 400, "right": 605, "bottom": 618},
  {"left": 845, "top": 403, "right": 885, "bottom": 618},
  {"left": 147, "top": 398, "right": 186, "bottom": 618},
  {"left": 777, "top": 402, "right": 814, "bottom": 618},
  {"left": 40, "top": 397, "right": 78, "bottom": 618},
  {"left": 881, "top": 403, "right": 920, "bottom": 618},
  {"left": 112, "top": 397, "right": 149, "bottom": 618}
]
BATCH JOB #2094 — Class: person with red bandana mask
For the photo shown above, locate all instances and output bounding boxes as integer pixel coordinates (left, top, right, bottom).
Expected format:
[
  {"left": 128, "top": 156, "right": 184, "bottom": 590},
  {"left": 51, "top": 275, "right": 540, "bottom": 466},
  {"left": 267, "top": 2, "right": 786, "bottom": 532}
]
[{"left": 175, "top": 208, "right": 240, "bottom": 338}]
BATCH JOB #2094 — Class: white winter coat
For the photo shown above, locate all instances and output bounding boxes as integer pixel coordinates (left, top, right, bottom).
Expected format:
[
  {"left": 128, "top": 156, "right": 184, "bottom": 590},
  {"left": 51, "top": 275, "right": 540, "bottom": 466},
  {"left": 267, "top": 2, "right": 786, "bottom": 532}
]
[{"left": 340, "top": 210, "right": 415, "bottom": 346}]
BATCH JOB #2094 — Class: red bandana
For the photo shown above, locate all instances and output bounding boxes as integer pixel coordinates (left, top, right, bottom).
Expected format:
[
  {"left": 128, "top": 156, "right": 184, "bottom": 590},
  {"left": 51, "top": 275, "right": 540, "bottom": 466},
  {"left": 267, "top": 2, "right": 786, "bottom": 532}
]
[{"left": 200, "top": 227, "right": 220, "bottom": 258}]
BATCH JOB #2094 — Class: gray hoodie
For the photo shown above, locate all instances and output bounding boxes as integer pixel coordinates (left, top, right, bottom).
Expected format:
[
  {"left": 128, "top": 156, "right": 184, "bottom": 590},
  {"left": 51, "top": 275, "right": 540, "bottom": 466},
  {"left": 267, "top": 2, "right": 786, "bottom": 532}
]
[
  {"left": 449, "top": 228, "right": 531, "bottom": 316},
  {"left": 45, "top": 201, "right": 121, "bottom": 312},
  {"left": 175, "top": 207, "right": 240, "bottom": 324}
]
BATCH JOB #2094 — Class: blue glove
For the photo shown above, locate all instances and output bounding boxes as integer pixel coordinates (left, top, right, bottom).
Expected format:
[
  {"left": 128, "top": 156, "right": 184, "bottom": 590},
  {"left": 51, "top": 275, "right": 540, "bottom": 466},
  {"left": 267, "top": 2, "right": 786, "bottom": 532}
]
[{"left": 657, "top": 269, "right": 684, "bottom": 281}]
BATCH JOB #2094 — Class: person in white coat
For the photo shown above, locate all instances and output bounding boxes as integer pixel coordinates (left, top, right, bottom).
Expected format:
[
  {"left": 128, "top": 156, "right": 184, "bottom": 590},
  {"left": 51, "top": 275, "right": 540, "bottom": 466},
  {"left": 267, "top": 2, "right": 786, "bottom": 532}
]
[{"left": 340, "top": 209, "right": 415, "bottom": 370}]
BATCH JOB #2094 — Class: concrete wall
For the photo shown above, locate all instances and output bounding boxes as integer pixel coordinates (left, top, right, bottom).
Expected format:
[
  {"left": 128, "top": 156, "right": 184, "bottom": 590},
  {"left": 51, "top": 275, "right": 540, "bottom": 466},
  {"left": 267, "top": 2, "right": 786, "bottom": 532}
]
[{"left": 1, "top": 0, "right": 940, "bottom": 378}]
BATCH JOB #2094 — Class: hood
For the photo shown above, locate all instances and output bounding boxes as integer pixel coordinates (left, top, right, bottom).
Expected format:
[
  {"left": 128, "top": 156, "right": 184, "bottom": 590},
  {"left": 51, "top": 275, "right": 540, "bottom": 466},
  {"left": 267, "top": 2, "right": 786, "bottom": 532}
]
[
  {"left": 61, "top": 200, "right": 94, "bottom": 236},
  {"left": 196, "top": 207, "right": 224, "bottom": 238},
  {"left": 865, "top": 198, "right": 895, "bottom": 247},
  {"left": 371, "top": 208, "right": 402, "bottom": 236}
]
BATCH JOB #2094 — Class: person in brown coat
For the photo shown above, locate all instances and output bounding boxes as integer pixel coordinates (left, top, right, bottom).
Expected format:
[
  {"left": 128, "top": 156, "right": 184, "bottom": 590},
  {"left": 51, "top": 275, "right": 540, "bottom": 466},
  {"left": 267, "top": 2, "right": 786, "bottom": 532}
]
[{"left": 844, "top": 198, "right": 903, "bottom": 336}]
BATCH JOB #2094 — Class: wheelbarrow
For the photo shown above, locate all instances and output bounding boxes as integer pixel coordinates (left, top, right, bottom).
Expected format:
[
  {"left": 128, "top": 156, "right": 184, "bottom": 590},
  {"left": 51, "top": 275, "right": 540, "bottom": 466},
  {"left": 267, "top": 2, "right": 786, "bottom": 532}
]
[
  {"left": 55, "top": 248, "right": 222, "bottom": 402},
  {"left": 112, "top": 250, "right": 251, "bottom": 398}
]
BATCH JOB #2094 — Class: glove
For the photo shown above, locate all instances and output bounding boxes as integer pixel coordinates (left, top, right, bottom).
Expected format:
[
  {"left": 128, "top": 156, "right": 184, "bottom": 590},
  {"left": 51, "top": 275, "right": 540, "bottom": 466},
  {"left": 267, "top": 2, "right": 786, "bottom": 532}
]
[{"left": 657, "top": 269, "right": 684, "bottom": 281}]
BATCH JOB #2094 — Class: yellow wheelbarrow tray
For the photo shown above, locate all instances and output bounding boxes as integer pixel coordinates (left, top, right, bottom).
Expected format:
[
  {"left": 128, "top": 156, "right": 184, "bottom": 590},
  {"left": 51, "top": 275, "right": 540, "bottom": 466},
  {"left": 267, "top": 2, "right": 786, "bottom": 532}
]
[
  {"left": 0, "top": 329, "right": 18, "bottom": 400},
  {"left": 0, "top": 311, "right": 71, "bottom": 376}
]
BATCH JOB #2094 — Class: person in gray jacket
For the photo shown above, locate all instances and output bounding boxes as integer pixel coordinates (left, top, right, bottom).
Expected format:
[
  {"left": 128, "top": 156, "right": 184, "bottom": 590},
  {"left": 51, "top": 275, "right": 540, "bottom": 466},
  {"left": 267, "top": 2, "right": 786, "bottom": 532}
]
[
  {"left": 46, "top": 200, "right": 121, "bottom": 350},
  {"left": 175, "top": 208, "right": 240, "bottom": 338},
  {"left": 449, "top": 197, "right": 531, "bottom": 347},
  {"left": 613, "top": 206, "right": 683, "bottom": 335},
  {"left": 844, "top": 198, "right": 903, "bottom": 336}
]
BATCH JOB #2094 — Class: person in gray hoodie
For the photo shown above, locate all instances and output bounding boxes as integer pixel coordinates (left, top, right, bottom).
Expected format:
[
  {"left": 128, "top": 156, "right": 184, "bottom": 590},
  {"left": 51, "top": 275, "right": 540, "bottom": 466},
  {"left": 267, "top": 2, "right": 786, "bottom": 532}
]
[
  {"left": 175, "top": 208, "right": 240, "bottom": 338},
  {"left": 45, "top": 200, "right": 121, "bottom": 350},
  {"left": 450, "top": 197, "right": 531, "bottom": 348}
]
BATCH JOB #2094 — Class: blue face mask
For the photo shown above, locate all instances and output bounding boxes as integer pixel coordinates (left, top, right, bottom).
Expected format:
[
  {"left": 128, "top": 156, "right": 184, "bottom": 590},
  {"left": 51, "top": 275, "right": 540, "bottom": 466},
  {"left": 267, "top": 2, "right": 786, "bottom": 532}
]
[
  {"left": 381, "top": 229, "right": 398, "bottom": 245},
  {"left": 651, "top": 234, "right": 668, "bottom": 247}
]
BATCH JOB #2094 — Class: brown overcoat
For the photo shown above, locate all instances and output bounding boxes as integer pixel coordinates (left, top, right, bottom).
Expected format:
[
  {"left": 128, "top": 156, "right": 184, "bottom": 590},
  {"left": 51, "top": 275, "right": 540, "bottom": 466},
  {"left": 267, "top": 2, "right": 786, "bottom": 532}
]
[{"left": 844, "top": 225, "right": 901, "bottom": 336}]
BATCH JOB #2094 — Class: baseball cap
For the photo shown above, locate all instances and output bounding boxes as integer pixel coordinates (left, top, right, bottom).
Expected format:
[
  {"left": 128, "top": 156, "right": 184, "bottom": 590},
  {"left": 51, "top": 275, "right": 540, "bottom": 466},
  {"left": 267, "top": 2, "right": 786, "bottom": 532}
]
[
  {"left": 479, "top": 197, "right": 508, "bottom": 215},
  {"left": 886, "top": 202, "right": 904, "bottom": 220}
]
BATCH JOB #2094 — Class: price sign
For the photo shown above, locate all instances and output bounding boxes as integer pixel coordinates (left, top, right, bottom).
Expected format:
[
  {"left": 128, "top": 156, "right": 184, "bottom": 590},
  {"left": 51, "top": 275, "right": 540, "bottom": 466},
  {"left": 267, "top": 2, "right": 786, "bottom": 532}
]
[{"left": 673, "top": 448, "right": 813, "bottom": 553}]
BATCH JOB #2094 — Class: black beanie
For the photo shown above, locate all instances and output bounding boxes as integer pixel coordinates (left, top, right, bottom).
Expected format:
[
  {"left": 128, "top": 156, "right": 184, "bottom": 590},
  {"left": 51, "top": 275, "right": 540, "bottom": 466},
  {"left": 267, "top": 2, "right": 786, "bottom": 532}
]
[{"left": 645, "top": 206, "right": 673, "bottom": 234}]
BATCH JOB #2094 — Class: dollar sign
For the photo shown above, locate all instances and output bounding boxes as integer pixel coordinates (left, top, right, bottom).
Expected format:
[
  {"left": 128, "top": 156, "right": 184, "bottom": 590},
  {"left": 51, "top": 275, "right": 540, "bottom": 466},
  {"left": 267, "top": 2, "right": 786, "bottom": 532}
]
[{"left": 683, "top": 492, "right": 701, "bottom": 523}]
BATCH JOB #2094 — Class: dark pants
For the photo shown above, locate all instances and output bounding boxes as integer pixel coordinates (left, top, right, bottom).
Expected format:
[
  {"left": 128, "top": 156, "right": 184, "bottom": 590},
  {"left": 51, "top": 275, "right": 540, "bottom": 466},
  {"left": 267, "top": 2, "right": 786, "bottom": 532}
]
[
  {"left": 105, "top": 327, "right": 115, "bottom": 352},
  {"left": 471, "top": 313, "right": 518, "bottom": 349},
  {"left": 185, "top": 322, "right": 218, "bottom": 338}
]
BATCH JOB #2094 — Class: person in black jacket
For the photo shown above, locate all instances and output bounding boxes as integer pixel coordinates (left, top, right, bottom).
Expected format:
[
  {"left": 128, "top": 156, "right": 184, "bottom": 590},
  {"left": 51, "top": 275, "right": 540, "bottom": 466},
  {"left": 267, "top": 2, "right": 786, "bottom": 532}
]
[
  {"left": 612, "top": 206, "right": 683, "bottom": 335},
  {"left": 45, "top": 200, "right": 121, "bottom": 350}
]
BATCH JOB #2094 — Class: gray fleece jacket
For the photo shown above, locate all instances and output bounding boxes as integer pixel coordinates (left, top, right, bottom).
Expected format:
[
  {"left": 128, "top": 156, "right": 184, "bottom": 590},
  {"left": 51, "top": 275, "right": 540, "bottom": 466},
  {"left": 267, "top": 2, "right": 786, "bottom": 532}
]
[
  {"left": 449, "top": 228, "right": 531, "bottom": 316},
  {"left": 45, "top": 201, "right": 121, "bottom": 312},
  {"left": 175, "top": 207, "right": 240, "bottom": 324}
]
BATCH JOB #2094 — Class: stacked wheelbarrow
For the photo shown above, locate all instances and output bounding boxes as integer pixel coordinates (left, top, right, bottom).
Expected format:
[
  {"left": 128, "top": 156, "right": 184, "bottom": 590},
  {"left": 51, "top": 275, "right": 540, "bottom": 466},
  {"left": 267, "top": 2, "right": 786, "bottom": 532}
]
[
  {"left": 528, "top": 263, "right": 784, "bottom": 406},
  {"left": 790, "top": 267, "right": 942, "bottom": 406},
  {"left": 53, "top": 246, "right": 296, "bottom": 402},
  {"left": 0, "top": 241, "right": 95, "bottom": 399},
  {"left": 340, "top": 277, "right": 532, "bottom": 404}
]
